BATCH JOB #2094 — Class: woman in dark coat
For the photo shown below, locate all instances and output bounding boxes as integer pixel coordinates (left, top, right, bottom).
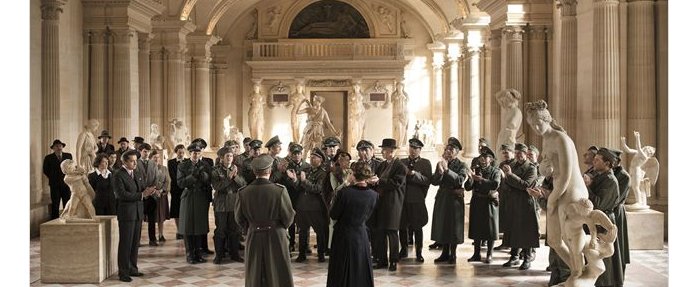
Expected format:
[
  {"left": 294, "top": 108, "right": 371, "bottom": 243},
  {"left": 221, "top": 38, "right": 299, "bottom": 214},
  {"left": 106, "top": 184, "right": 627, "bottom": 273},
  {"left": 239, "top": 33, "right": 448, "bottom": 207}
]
[
  {"left": 464, "top": 147, "right": 501, "bottom": 263},
  {"left": 168, "top": 144, "right": 187, "bottom": 239},
  {"left": 89, "top": 153, "right": 116, "bottom": 215},
  {"left": 327, "top": 162, "right": 378, "bottom": 287}
]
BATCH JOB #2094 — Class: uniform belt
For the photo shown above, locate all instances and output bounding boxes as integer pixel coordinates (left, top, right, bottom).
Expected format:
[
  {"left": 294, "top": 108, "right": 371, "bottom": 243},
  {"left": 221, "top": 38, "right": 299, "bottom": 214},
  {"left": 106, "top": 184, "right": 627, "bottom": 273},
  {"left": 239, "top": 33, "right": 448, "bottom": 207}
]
[{"left": 249, "top": 220, "right": 278, "bottom": 232}]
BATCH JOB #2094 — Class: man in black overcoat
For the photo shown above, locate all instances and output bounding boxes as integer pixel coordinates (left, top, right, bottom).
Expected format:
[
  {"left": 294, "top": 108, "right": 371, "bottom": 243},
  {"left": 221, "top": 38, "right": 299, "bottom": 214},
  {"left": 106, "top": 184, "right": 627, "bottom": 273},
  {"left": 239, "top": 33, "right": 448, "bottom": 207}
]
[
  {"left": 43, "top": 139, "right": 73, "bottom": 219},
  {"left": 398, "top": 138, "right": 432, "bottom": 262}
]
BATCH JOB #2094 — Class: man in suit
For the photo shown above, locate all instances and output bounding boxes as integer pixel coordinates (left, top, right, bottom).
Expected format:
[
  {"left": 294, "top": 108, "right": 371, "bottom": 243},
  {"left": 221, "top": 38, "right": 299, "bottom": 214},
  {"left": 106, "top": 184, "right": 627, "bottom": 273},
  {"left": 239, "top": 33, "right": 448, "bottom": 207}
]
[
  {"left": 135, "top": 143, "right": 160, "bottom": 246},
  {"left": 168, "top": 144, "right": 187, "bottom": 240},
  {"left": 399, "top": 138, "right": 432, "bottom": 262},
  {"left": 43, "top": 139, "right": 73, "bottom": 219},
  {"left": 97, "top": 130, "right": 115, "bottom": 154},
  {"left": 114, "top": 150, "right": 156, "bottom": 282}
]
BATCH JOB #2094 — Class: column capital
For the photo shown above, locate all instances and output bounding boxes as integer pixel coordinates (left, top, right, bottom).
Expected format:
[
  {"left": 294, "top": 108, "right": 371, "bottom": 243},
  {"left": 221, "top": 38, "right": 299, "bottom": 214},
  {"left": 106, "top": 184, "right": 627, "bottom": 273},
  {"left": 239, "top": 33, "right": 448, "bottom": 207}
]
[
  {"left": 138, "top": 32, "right": 154, "bottom": 50},
  {"left": 187, "top": 32, "right": 222, "bottom": 61},
  {"left": 41, "top": 0, "right": 67, "bottom": 21},
  {"left": 557, "top": 0, "right": 578, "bottom": 16},
  {"left": 82, "top": 0, "right": 165, "bottom": 33},
  {"left": 503, "top": 26, "right": 524, "bottom": 42},
  {"left": 527, "top": 25, "right": 547, "bottom": 41}
]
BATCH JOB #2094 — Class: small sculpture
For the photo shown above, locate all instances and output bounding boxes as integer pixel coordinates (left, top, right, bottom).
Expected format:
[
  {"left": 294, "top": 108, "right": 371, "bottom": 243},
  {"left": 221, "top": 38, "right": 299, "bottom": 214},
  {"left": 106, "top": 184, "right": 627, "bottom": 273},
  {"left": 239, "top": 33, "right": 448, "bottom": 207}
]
[
  {"left": 377, "top": 6, "right": 394, "bottom": 32},
  {"left": 298, "top": 95, "right": 342, "bottom": 158},
  {"left": 496, "top": 89, "right": 523, "bottom": 152},
  {"left": 149, "top": 123, "right": 164, "bottom": 150},
  {"left": 59, "top": 159, "right": 96, "bottom": 221},
  {"left": 423, "top": 120, "right": 434, "bottom": 148},
  {"left": 266, "top": 6, "right": 281, "bottom": 28},
  {"left": 223, "top": 114, "right": 233, "bottom": 141},
  {"left": 248, "top": 82, "right": 265, "bottom": 140},
  {"left": 246, "top": 13, "right": 258, "bottom": 40},
  {"left": 400, "top": 18, "right": 411, "bottom": 38},
  {"left": 169, "top": 118, "right": 191, "bottom": 148},
  {"left": 621, "top": 131, "right": 659, "bottom": 211},
  {"left": 290, "top": 82, "right": 307, "bottom": 143},
  {"left": 392, "top": 81, "right": 409, "bottom": 147},
  {"left": 349, "top": 82, "right": 367, "bottom": 149},
  {"left": 76, "top": 119, "right": 99, "bottom": 174}
]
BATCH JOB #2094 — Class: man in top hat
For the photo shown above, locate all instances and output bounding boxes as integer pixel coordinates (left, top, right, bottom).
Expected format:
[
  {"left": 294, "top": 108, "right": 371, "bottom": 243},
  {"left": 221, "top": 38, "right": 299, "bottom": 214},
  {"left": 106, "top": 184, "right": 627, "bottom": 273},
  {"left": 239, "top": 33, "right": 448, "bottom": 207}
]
[
  {"left": 235, "top": 137, "right": 253, "bottom": 168},
  {"left": 356, "top": 140, "right": 383, "bottom": 173},
  {"left": 371, "top": 138, "right": 407, "bottom": 271},
  {"left": 286, "top": 148, "right": 329, "bottom": 263},
  {"left": 177, "top": 142, "right": 213, "bottom": 264},
  {"left": 279, "top": 143, "right": 310, "bottom": 252},
  {"left": 97, "top": 130, "right": 115, "bottom": 154},
  {"left": 431, "top": 137, "right": 469, "bottom": 264},
  {"left": 241, "top": 139, "right": 264, "bottom": 184},
  {"left": 211, "top": 146, "right": 247, "bottom": 264},
  {"left": 114, "top": 137, "right": 131, "bottom": 168},
  {"left": 398, "top": 138, "right": 432, "bottom": 262},
  {"left": 43, "top": 139, "right": 73, "bottom": 219},
  {"left": 322, "top": 136, "right": 341, "bottom": 171},
  {"left": 235, "top": 155, "right": 296, "bottom": 287},
  {"left": 133, "top": 137, "right": 145, "bottom": 151},
  {"left": 265, "top": 135, "right": 284, "bottom": 182},
  {"left": 586, "top": 148, "right": 624, "bottom": 287},
  {"left": 190, "top": 138, "right": 215, "bottom": 254},
  {"left": 494, "top": 144, "right": 516, "bottom": 251},
  {"left": 499, "top": 143, "right": 539, "bottom": 270}
]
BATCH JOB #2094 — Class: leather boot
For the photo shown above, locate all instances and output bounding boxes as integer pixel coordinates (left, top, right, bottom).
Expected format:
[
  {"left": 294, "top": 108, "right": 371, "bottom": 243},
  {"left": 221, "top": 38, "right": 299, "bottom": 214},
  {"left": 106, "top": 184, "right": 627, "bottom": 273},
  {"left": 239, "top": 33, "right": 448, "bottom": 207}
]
[
  {"left": 434, "top": 244, "right": 451, "bottom": 263},
  {"left": 468, "top": 240, "right": 482, "bottom": 262},
  {"left": 213, "top": 237, "right": 225, "bottom": 264},
  {"left": 448, "top": 244, "right": 457, "bottom": 264}
]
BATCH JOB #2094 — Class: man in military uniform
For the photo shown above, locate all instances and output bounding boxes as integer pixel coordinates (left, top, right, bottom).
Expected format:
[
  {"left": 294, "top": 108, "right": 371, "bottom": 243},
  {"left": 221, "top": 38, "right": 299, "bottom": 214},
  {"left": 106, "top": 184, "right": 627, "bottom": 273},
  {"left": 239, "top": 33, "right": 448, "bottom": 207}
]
[
  {"left": 265, "top": 135, "right": 284, "bottom": 182},
  {"left": 609, "top": 148, "right": 631, "bottom": 276},
  {"left": 235, "top": 155, "right": 296, "bottom": 287},
  {"left": 191, "top": 138, "right": 215, "bottom": 255},
  {"left": 494, "top": 144, "right": 516, "bottom": 251},
  {"left": 500, "top": 143, "right": 539, "bottom": 270},
  {"left": 211, "top": 146, "right": 247, "bottom": 264},
  {"left": 235, "top": 137, "right": 253, "bottom": 168},
  {"left": 322, "top": 136, "right": 341, "bottom": 171},
  {"left": 371, "top": 138, "right": 407, "bottom": 271},
  {"left": 356, "top": 140, "right": 383, "bottom": 173},
  {"left": 279, "top": 143, "right": 310, "bottom": 252},
  {"left": 43, "top": 139, "right": 73, "bottom": 219},
  {"left": 287, "top": 148, "right": 329, "bottom": 262},
  {"left": 583, "top": 145, "right": 599, "bottom": 176},
  {"left": 177, "top": 142, "right": 213, "bottom": 264},
  {"left": 241, "top": 139, "right": 264, "bottom": 183},
  {"left": 398, "top": 138, "right": 432, "bottom": 262}
]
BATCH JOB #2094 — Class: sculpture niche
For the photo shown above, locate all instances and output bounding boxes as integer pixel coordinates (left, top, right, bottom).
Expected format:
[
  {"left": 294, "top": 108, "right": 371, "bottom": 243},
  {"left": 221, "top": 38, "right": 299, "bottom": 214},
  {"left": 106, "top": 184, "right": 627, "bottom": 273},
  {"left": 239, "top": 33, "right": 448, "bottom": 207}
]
[
  {"left": 496, "top": 89, "right": 523, "bottom": 151},
  {"left": 248, "top": 82, "right": 265, "bottom": 140},
  {"left": 298, "top": 94, "right": 342, "bottom": 158},
  {"left": 392, "top": 81, "right": 409, "bottom": 147},
  {"left": 525, "top": 100, "right": 617, "bottom": 287},
  {"left": 59, "top": 159, "right": 96, "bottom": 222},
  {"left": 76, "top": 119, "right": 100, "bottom": 174},
  {"left": 621, "top": 131, "right": 659, "bottom": 211},
  {"left": 349, "top": 82, "right": 368, "bottom": 150}
]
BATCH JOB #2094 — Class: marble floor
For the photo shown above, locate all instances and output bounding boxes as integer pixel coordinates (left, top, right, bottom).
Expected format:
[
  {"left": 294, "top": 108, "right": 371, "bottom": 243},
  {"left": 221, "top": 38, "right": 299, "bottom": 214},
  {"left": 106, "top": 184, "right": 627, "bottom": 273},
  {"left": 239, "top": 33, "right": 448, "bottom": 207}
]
[{"left": 30, "top": 212, "right": 668, "bottom": 287}]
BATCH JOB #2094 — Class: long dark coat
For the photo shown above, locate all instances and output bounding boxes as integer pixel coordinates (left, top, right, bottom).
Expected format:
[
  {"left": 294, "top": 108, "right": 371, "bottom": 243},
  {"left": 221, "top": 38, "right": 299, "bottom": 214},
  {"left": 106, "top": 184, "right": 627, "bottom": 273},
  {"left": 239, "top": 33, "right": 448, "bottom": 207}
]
[
  {"left": 589, "top": 170, "right": 624, "bottom": 287},
  {"left": 43, "top": 152, "right": 73, "bottom": 188},
  {"left": 400, "top": 157, "right": 432, "bottom": 228},
  {"left": 177, "top": 159, "right": 212, "bottom": 235},
  {"left": 372, "top": 159, "right": 407, "bottom": 230},
  {"left": 430, "top": 158, "right": 468, "bottom": 244},
  {"left": 613, "top": 166, "right": 631, "bottom": 269},
  {"left": 465, "top": 164, "right": 501, "bottom": 240},
  {"left": 500, "top": 159, "right": 539, "bottom": 248},
  {"left": 235, "top": 178, "right": 296, "bottom": 287},
  {"left": 88, "top": 171, "right": 116, "bottom": 215},
  {"left": 327, "top": 185, "right": 378, "bottom": 287},
  {"left": 167, "top": 158, "right": 185, "bottom": 218},
  {"left": 497, "top": 158, "right": 515, "bottom": 234},
  {"left": 280, "top": 159, "right": 311, "bottom": 208}
]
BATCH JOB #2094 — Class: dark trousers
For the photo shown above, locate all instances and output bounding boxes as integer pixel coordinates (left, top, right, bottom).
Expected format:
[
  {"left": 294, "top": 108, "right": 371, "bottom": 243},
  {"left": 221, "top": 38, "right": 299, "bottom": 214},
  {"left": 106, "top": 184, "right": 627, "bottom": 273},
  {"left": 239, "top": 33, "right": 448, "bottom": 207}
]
[
  {"left": 185, "top": 235, "right": 203, "bottom": 260},
  {"left": 49, "top": 185, "right": 71, "bottom": 219},
  {"left": 117, "top": 219, "right": 142, "bottom": 276},
  {"left": 214, "top": 211, "right": 241, "bottom": 258},
  {"left": 143, "top": 197, "right": 157, "bottom": 242},
  {"left": 510, "top": 247, "right": 532, "bottom": 260},
  {"left": 375, "top": 229, "right": 399, "bottom": 264},
  {"left": 399, "top": 227, "right": 423, "bottom": 254},
  {"left": 288, "top": 221, "right": 297, "bottom": 246},
  {"left": 297, "top": 212, "right": 328, "bottom": 256}
]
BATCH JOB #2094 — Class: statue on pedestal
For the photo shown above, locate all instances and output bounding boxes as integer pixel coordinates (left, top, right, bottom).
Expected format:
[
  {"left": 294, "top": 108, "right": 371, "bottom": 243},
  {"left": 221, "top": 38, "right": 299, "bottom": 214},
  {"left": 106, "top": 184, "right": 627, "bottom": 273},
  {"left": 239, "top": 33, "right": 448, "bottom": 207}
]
[
  {"left": 349, "top": 82, "right": 367, "bottom": 149},
  {"left": 76, "top": 119, "right": 99, "bottom": 174},
  {"left": 290, "top": 81, "right": 307, "bottom": 143},
  {"left": 496, "top": 89, "right": 523, "bottom": 151},
  {"left": 392, "top": 81, "right": 409, "bottom": 147},
  {"left": 298, "top": 95, "right": 342, "bottom": 158},
  {"left": 149, "top": 123, "right": 165, "bottom": 150},
  {"left": 248, "top": 82, "right": 265, "bottom": 140},
  {"left": 168, "top": 118, "right": 191, "bottom": 148},
  {"left": 525, "top": 100, "right": 616, "bottom": 287},
  {"left": 621, "top": 131, "right": 659, "bottom": 211},
  {"left": 59, "top": 159, "right": 96, "bottom": 221}
]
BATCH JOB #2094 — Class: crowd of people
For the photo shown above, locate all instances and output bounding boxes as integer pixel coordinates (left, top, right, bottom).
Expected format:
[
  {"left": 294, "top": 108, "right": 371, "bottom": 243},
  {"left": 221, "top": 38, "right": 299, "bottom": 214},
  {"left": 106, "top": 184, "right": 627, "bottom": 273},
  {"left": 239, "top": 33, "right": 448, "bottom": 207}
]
[{"left": 42, "top": 130, "right": 630, "bottom": 287}]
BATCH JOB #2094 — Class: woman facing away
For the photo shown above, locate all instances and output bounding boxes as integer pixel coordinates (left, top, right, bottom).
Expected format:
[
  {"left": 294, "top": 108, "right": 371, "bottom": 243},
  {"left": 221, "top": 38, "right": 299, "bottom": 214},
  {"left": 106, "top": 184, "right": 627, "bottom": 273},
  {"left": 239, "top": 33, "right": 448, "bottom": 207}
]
[{"left": 327, "top": 161, "right": 378, "bottom": 287}]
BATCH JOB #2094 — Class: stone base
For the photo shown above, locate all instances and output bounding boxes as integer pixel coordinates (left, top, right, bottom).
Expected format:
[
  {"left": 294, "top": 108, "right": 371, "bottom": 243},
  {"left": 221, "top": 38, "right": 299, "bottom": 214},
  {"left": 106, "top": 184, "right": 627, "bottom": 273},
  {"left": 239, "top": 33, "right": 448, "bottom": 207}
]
[
  {"left": 95, "top": 216, "right": 119, "bottom": 278},
  {"left": 626, "top": 209, "right": 664, "bottom": 250},
  {"left": 40, "top": 218, "right": 107, "bottom": 283}
]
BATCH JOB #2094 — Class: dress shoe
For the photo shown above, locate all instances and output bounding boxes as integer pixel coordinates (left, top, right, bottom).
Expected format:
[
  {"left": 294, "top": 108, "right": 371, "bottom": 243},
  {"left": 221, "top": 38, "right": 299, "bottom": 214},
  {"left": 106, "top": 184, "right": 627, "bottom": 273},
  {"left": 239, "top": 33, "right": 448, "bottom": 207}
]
[
  {"left": 448, "top": 256, "right": 456, "bottom": 264},
  {"left": 434, "top": 255, "right": 450, "bottom": 263},
  {"left": 130, "top": 272, "right": 144, "bottom": 277},
  {"left": 318, "top": 254, "right": 326, "bottom": 262},
  {"left": 373, "top": 262, "right": 388, "bottom": 269},
  {"left": 493, "top": 244, "right": 509, "bottom": 251},
  {"left": 399, "top": 248, "right": 408, "bottom": 259},
  {"left": 428, "top": 242, "right": 442, "bottom": 250},
  {"left": 159, "top": 236, "right": 166, "bottom": 242},
  {"left": 416, "top": 254, "right": 424, "bottom": 263},
  {"left": 213, "top": 256, "right": 223, "bottom": 264},
  {"left": 519, "top": 260, "right": 531, "bottom": 270},
  {"left": 289, "top": 244, "right": 296, "bottom": 252},
  {"left": 194, "top": 256, "right": 207, "bottom": 263},
  {"left": 186, "top": 257, "right": 197, "bottom": 264},
  {"left": 203, "top": 249, "right": 215, "bottom": 255},
  {"left": 388, "top": 262, "right": 397, "bottom": 271},
  {"left": 149, "top": 241, "right": 158, "bottom": 247},
  {"left": 483, "top": 254, "right": 493, "bottom": 264},
  {"left": 231, "top": 256, "right": 245, "bottom": 263},
  {"left": 467, "top": 255, "right": 482, "bottom": 262},
  {"left": 176, "top": 234, "right": 184, "bottom": 240},
  {"left": 503, "top": 257, "right": 520, "bottom": 267},
  {"left": 295, "top": 254, "right": 307, "bottom": 263},
  {"left": 118, "top": 275, "right": 132, "bottom": 282}
]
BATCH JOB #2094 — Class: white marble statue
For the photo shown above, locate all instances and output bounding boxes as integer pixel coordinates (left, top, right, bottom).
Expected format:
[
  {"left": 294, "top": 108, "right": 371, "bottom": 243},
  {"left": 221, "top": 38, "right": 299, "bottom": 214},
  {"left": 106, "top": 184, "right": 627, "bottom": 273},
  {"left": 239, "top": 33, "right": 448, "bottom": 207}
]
[
  {"left": 423, "top": 120, "right": 434, "bottom": 148},
  {"left": 59, "top": 159, "right": 96, "bottom": 221},
  {"left": 298, "top": 95, "right": 342, "bottom": 158},
  {"left": 75, "top": 119, "right": 99, "bottom": 174},
  {"left": 496, "top": 89, "right": 523, "bottom": 151},
  {"left": 392, "top": 81, "right": 409, "bottom": 147},
  {"left": 223, "top": 114, "right": 233, "bottom": 141},
  {"left": 349, "top": 82, "right": 367, "bottom": 149},
  {"left": 169, "top": 118, "right": 191, "bottom": 148},
  {"left": 621, "top": 131, "right": 659, "bottom": 211},
  {"left": 248, "top": 82, "right": 265, "bottom": 140},
  {"left": 149, "top": 123, "right": 165, "bottom": 150},
  {"left": 290, "top": 82, "right": 307, "bottom": 143},
  {"left": 525, "top": 100, "right": 616, "bottom": 287}
]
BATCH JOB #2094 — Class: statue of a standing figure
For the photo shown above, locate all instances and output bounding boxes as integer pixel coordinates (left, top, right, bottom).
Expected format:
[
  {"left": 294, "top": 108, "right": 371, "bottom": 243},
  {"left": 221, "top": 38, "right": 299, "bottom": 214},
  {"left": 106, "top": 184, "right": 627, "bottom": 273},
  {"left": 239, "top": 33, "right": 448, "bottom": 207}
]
[
  {"left": 248, "top": 82, "right": 265, "bottom": 140},
  {"left": 496, "top": 89, "right": 523, "bottom": 151},
  {"left": 223, "top": 114, "right": 233, "bottom": 141},
  {"left": 525, "top": 100, "right": 616, "bottom": 287},
  {"left": 290, "top": 81, "right": 307, "bottom": 143},
  {"left": 76, "top": 119, "right": 99, "bottom": 174},
  {"left": 298, "top": 95, "right": 342, "bottom": 158},
  {"left": 392, "top": 81, "right": 409, "bottom": 147},
  {"left": 149, "top": 123, "right": 164, "bottom": 150},
  {"left": 349, "top": 82, "right": 367, "bottom": 149},
  {"left": 621, "top": 131, "right": 659, "bottom": 211},
  {"left": 59, "top": 159, "right": 96, "bottom": 221},
  {"left": 169, "top": 118, "right": 191, "bottom": 148}
]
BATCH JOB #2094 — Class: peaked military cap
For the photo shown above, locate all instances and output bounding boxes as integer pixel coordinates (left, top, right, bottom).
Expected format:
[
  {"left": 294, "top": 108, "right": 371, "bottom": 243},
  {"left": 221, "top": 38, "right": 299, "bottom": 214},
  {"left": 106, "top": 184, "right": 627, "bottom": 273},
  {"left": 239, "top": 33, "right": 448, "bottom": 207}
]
[
  {"left": 310, "top": 148, "right": 326, "bottom": 162},
  {"left": 265, "top": 135, "right": 282, "bottom": 148},
  {"left": 408, "top": 138, "right": 424, "bottom": 148},
  {"left": 447, "top": 137, "right": 462, "bottom": 150},
  {"left": 251, "top": 154, "right": 274, "bottom": 171},
  {"left": 249, "top": 139, "right": 263, "bottom": 149}
]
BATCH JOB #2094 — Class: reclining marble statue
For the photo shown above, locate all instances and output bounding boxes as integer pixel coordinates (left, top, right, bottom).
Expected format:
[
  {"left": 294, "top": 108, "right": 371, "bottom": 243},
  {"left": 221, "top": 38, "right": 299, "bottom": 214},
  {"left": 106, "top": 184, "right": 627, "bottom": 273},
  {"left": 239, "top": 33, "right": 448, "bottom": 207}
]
[
  {"left": 525, "top": 100, "right": 617, "bottom": 287},
  {"left": 621, "top": 131, "right": 659, "bottom": 211},
  {"left": 59, "top": 159, "right": 97, "bottom": 221}
]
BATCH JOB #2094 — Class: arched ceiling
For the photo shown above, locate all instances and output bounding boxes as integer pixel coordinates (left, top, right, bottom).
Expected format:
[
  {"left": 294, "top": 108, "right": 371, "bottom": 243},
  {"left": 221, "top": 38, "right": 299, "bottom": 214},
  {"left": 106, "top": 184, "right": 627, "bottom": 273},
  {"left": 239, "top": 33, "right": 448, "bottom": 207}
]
[{"left": 170, "top": 0, "right": 472, "bottom": 41}]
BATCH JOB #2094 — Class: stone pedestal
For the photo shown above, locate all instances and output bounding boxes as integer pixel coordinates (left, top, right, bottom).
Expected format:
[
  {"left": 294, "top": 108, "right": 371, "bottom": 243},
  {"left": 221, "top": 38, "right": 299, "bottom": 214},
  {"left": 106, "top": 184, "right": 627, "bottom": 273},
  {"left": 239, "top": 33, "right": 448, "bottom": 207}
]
[
  {"left": 626, "top": 209, "right": 664, "bottom": 250},
  {"left": 40, "top": 219, "right": 107, "bottom": 283},
  {"left": 95, "top": 216, "right": 119, "bottom": 278}
]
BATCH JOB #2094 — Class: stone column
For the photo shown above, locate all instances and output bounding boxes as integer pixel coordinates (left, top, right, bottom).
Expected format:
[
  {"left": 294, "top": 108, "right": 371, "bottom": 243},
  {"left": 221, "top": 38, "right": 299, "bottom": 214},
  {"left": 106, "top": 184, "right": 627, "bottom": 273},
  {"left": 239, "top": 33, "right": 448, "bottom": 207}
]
[
  {"left": 110, "top": 29, "right": 140, "bottom": 139},
  {"left": 489, "top": 30, "right": 502, "bottom": 144},
  {"left": 592, "top": 0, "right": 621, "bottom": 148},
  {"left": 86, "top": 30, "right": 107, "bottom": 128},
  {"left": 654, "top": 0, "right": 667, "bottom": 221},
  {"left": 460, "top": 48, "right": 471, "bottom": 150},
  {"left": 466, "top": 47, "right": 482, "bottom": 158},
  {"left": 558, "top": 0, "right": 578, "bottom": 139},
  {"left": 526, "top": 25, "right": 547, "bottom": 148},
  {"left": 211, "top": 45, "right": 230, "bottom": 147},
  {"left": 503, "top": 26, "right": 524, "bottom": 94},
  {"left": 428, "top": 43, "right": 446, "bottom": 144},
  {"left": 150, "top": 46, "right": 164, "bottom": 133},
  {"left": 447, "top": 43, "right": 461, "bottom": 138},
  {"left": 188, "top": 33, "right": 221, "bottom": 144},
  {"left": 627, "top": 0, "right": 656, "bottom": 148},
  {"left": 138, "top": 33, "right": 152, "bottom": 137}
]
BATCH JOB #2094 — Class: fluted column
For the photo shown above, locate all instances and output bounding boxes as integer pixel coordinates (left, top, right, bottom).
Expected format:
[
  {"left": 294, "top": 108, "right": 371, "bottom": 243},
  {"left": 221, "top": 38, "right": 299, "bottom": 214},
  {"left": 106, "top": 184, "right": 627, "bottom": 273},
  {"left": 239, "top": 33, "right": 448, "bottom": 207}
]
[
  {"left": 460, "top": 48, "right": 472, "bottom": 150},
  {"left": 592, "top": 0, "right": 621, "bottom": 148},
  {"left": 188, "top": 34, "right": 221, "bottom": 144},
  {"left": 211, "top": 45, "right": 230, "bottom": 147},
  {"left": 138, "top": 33, "right": 152, "bottom": 137},
  {"left": 627, "top": 0, "right": 656, "bottom": 148},
  {"left": 466, "top": 48, "right": 482, "bottom": 158},
  {"left": 150, "top": 46, "right": 165, "bottom": 133},
  {"left": 447, "top": 43, "right": 461, "bottom": 138},
  {"left": 558, "top": 0, "right": 578, "bottom": 139},
  {"left": 111, "top": 29, "right": 140, "bottom": 139},
  {"left": 655, "top": 0, "right": 667, "bottom": 204},
  {"left": 428, "top": 43, "right": 446, "bottom": 144},
  {"left": 527, "top": 26, "right": 547, "bottom": 148},
  {"left": 503, "top": 26, "right": 524, "bottom": 94},
  {"left": 86, "top": 30, "right": 107, "bottom": 128},
  {"left": 489, "top": 30, "right": 502, "bottom": 144}
]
